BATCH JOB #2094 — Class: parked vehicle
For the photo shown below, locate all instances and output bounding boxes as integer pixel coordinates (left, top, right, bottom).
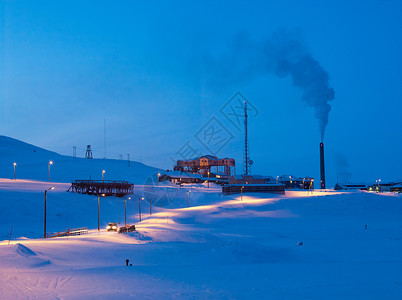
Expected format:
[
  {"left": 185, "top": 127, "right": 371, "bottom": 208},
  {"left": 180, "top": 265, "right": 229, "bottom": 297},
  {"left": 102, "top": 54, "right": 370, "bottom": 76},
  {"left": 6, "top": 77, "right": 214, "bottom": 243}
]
[{"left": 118, "top": 224, "right": 136, "bottom": 233}]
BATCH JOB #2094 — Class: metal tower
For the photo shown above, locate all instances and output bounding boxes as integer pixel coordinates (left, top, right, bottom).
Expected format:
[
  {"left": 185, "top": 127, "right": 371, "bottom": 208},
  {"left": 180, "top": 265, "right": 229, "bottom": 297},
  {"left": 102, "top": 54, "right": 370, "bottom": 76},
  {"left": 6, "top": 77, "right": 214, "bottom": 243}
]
[
  {"left": 244, "top": 101, "right": 251, "bottom": 175},
  {"left": 85, "top": 145, "right": 93, "bottom": 159}
]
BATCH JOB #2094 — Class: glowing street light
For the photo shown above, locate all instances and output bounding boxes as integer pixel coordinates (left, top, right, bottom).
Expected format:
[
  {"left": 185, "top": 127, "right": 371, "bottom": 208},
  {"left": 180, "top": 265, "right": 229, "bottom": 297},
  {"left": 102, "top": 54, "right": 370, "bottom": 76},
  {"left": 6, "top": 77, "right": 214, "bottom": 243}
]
[
  {"left": 157, "top": 173, "right": 161, "bottom": 186},
  {"left": 44, "top": 186, "right": 55, "bottom": 238},
  {"left": 276, "top": 176, "right": 279, "bottom": 184},
  {"left": 289, "top": 176, "right": 292, "bottom": 190},
  {"left": 48, "top": 161, "right": 53, "bottom": 182},
  {"left": 241, "top": 186, "right": 244, "bottom": 201},
  {"left": 102, "top": 170, "right": 106, "bottom": 182},
  {"left": 208, "top": 171, "right": 210, "bottom": 189},
  {"left": 13, "top": 162, "right": 17, "bottom": 180}
]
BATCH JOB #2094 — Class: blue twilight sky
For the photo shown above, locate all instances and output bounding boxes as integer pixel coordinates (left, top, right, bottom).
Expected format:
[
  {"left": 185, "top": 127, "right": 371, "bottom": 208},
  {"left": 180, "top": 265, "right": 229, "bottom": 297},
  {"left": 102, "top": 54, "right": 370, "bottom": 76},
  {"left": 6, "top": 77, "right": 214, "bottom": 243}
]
[{"left": 1, "top": 0, "right": 401, "bottom": 186}]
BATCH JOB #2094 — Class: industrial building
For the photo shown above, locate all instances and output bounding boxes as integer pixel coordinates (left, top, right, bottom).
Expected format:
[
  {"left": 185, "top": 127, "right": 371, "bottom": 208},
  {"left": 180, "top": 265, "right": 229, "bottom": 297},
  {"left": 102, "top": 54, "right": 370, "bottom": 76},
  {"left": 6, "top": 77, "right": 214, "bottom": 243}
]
[
  {"left": 229, "top": 175, "right": 274, "bottom": 184},
  {"left": 277, "top": 175, "right": 314, "bottom": 190},
  {"left": 334, "top": 183, "right": 369, "bottom": 191},
  {"left": 174, "top": 155, "right": 235, "bottom": 176}
]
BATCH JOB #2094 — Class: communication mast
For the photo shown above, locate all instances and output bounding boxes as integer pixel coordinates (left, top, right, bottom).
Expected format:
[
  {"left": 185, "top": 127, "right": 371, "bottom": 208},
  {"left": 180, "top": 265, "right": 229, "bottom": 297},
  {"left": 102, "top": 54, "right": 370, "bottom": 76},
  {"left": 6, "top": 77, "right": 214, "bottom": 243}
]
[{"left": 244, "top": 101, "right": 251, "bottom": 175}]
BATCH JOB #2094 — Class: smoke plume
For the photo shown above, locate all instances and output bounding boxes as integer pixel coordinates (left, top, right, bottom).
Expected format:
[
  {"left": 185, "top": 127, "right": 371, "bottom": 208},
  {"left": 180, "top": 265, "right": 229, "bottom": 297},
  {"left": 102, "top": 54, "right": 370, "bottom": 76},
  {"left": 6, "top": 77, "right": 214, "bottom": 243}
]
[
  {"left": 205, "top": 29, "right": 335, "bottom": 141},
  {"left": 335, "top": 152, "right": 352, "bottom": 183}
]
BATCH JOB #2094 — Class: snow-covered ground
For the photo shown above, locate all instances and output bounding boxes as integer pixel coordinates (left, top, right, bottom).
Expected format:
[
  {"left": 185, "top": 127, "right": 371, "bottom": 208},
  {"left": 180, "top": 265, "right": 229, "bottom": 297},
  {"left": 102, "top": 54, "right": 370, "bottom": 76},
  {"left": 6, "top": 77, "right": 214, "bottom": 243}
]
[{"left": 0, "top": 136, "right": 401, "bottom": 299}]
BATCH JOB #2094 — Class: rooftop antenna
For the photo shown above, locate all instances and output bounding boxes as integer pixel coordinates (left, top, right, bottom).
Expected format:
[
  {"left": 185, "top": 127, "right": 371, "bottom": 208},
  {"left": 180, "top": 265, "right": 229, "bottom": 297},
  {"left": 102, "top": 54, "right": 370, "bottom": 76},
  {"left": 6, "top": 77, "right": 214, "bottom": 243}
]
[{"left": 244, "top": 101, "right": 251, "bottom": 175}]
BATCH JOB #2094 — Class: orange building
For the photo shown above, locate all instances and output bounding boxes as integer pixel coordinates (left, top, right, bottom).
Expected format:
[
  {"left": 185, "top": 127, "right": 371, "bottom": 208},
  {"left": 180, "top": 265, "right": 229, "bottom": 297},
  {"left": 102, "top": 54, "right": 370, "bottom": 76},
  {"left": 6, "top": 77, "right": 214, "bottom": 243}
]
[{"left": 174, "top": 155, "right": 235, "bottom": 176}]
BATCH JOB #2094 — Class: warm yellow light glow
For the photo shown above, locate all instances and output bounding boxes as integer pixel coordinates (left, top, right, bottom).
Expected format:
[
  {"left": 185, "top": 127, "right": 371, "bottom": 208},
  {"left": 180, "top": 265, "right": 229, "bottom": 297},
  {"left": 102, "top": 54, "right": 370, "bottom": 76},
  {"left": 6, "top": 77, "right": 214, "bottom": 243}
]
[
  {"left": 13, "top": 162, "right": 17, "bottom": 166},
  {"left": 128, "top": 197, "right": 131, "bottom": 200},
  {"left": 102, "top": 170, "right": 106, "bottom": 174},
  {"left": 49, "top": 160, "right": 53, "bottom": 165},
  {"left": 101, "top": 193, "right": 105, "bottom": 197}
]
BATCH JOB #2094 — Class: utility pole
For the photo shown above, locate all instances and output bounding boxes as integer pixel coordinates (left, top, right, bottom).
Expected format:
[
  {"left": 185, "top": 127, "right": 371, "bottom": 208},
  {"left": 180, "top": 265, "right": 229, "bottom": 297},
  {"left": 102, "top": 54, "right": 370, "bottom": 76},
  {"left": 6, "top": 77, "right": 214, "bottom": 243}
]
[
  {"left": 244, "top": 101, "right": 250, "bottom": 175},
  {"left": 44, "top": 190, "right": 47, "bottom": 238},
  {"left": 104, "top": 119, "right": 106, "bottom": 159}
]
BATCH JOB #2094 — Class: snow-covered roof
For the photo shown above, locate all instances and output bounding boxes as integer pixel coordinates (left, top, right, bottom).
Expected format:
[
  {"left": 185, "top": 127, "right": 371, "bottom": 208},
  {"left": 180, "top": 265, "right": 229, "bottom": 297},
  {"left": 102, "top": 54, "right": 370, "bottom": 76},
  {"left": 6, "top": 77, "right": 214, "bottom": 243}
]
[{"left": 161, "top": 171, "right": 205, "bottom": 179}]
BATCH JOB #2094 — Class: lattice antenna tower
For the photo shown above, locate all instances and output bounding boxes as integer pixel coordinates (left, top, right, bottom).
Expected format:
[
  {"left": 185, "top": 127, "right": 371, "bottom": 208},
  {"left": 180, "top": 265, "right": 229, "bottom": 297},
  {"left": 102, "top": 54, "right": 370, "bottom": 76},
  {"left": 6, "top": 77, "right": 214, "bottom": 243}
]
[{"left": 243, "top": 101, "right": 251, "bottom": 175}]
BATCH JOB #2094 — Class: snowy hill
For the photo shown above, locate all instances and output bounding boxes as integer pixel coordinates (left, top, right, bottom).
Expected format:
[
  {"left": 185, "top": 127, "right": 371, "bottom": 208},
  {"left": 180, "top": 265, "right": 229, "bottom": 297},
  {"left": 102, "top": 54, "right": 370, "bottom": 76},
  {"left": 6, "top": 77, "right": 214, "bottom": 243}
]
[{"left": 0, "top": 135, "right": 161, "bottom": 184}]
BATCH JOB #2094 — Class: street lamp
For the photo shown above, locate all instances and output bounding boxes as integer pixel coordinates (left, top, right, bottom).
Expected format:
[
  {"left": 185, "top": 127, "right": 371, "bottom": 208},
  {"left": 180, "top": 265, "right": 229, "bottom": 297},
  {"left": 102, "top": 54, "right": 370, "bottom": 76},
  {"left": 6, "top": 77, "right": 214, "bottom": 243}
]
[
  {"left": 102, "top": 170, "right": 106, "bottom": 182},
  {"left": 303, "top": 178, "right": 305, "bottom": 190},
  {"left": 44, "top": 187, "right": 54, "bottom": 238},
  {"left": 207, "top": 171, "right": 210, "bottom": 188},
  {"left": 187, "top": 190, "right": 191, "bottom": 208},
  {"left": 48, "top": 161, "right": 53, "bottom": 182},
  {"left": 139, "top": 197, "right": 144, "bottom": 222},
  {"left": 125, "top": 197, "right": 131, "bottom": 226},
  {"left": 13, "top": 162, "right": 16, "bottom": 180},
  {"left": 97, "top": 193, "right": 105, "bottom": 231},
  {"left": 157, "top": 173, "right": 161, "bottom": 186},
  {"left": 241, "top": 186, "right": 244, "bottom": 201},
  {"left": 276, "top": 176, "right": 279, "bottom": 184}
]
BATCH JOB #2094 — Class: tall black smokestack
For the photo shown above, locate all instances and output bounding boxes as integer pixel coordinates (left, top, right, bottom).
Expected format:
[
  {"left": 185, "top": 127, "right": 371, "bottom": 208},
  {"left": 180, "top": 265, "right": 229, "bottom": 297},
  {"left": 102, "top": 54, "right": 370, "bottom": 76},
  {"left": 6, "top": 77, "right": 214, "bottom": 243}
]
[{"left": 320, "top": 142, "right": 326, "bottom": 189}]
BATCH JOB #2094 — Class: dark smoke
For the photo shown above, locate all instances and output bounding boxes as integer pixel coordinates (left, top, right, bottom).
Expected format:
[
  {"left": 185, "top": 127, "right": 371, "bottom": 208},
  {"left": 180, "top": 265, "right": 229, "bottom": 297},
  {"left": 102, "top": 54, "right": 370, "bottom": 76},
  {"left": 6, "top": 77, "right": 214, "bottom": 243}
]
[{"left": 205, "top": 29, "right": 335, "bottom": 141}]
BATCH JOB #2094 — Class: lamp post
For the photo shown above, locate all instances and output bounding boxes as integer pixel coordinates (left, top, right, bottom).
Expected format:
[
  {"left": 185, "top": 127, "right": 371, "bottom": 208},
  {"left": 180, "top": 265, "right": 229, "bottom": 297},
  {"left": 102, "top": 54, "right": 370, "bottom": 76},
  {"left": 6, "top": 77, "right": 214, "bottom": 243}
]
[
  {"left": 44, "top": 187, "right": 54, "bottom": 238},
  {"left": 276, "top": 176, "right": 279, "bottom": 184},
  {"left": 207, "top": 171, "right": 210, "bottom": 189},
  {"left": 102, "top": 170, "right": 106, "bottom": 182},
  {"left": 139, "top": 197, "right": 143, "bottom": 222},
  {"left": 241, "top": 186, "right": 244, "bottom": 201},
  {"left": 303, "top": 178, "right": 305, "bottom": 190},
  {"left": 97, "top": 193, "right": 105, "bottom": 231},
  {"left": 187, "top": 190, "right": 190, "bottom": 207},
  {"left": 125, "top": 197, "right": 131, "bottom": 226},
  {"left": 13, "top": 162, "right": 16, "bottom": 180},
  {"left": 157, "top": 173, "right": 161, "bottom": 186},
  {"left": 97, "top": 195, "right": 100, "bottom": 231},
  {"left": 48, "top": 161, "right": 53, "bottom": 182}
]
